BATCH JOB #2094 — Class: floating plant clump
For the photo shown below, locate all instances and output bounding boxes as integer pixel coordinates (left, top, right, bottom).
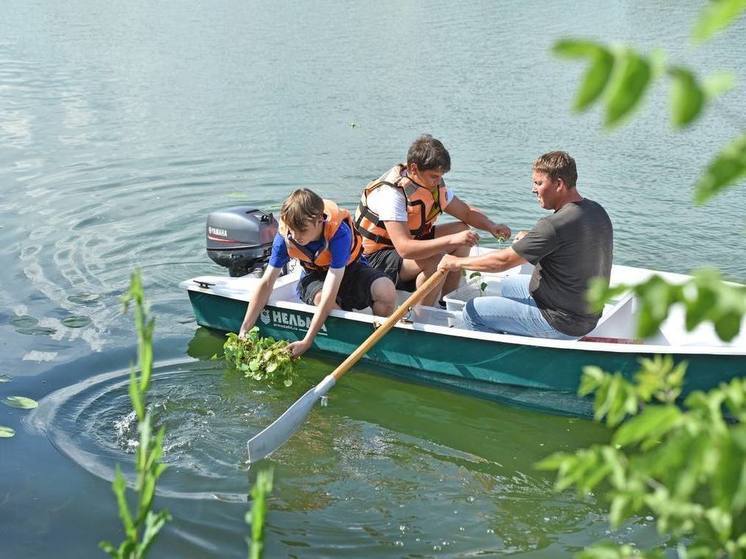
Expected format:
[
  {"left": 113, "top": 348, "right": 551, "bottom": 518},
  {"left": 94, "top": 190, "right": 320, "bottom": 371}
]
[{"left": 223, "top": 328, "right": 300, "bottom": 388}]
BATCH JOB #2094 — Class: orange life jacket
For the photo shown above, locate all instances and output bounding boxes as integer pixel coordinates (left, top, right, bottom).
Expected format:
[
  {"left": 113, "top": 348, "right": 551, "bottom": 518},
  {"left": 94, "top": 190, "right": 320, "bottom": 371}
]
[
  {"left": 354, "top": 164, "right": 449, "bottom": 254},
  {"left": 278, "top": 200, "right": 363, "bottom": 272}
]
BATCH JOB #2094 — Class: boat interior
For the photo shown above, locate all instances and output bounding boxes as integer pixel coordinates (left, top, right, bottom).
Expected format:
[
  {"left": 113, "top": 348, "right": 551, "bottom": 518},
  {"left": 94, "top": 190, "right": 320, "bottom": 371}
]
[
  {"left": 186, "top": 248, "right": 745, "bottom": 351},
  {"left": 267, "top": 272, "right": 743, "bottom": 352}
]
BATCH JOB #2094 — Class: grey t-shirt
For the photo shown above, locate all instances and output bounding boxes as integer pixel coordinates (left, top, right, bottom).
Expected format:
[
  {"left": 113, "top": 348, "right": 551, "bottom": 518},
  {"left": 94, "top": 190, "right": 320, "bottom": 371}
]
[{"left": 512, "top": 199, "right": 613, "bottom": 336}]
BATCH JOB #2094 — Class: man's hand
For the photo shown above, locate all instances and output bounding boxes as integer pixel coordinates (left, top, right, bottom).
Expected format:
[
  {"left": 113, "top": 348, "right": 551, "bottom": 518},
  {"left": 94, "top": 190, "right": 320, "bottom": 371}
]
[
  {"left": 452, "top": 229, "right": 480, "bottom": 247},
  {"left": 491, "top": 223, "right": 512, "bottom": 241},
  {"left": 438, "top": 254, "right": 464, "bottom": 273},
  {"left": 513, "top": 230, "right": 529, "bottom": 243},
  {"left": 238, "top": 325, "right": 248, "bottom": 339},
  {"left": 287, "top": 339, "right": 312, "bottom": 359}
]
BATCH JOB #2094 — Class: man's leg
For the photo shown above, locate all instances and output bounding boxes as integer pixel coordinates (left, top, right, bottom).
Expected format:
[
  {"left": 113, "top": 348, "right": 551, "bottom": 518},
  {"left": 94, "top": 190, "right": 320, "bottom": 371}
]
[
  {"left": 499, "top": 275, "right": 532, "bottom": 302},
  {"left": 462, "top": 295, "right": 576, "bottom": 339}
]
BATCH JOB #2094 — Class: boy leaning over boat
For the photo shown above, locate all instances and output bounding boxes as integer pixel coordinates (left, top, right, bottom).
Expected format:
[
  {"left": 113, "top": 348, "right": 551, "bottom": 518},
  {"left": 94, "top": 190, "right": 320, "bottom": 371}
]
[
  {"left": 354, "top": 134, "right": 512, "bottom": 307},
  {"left": 438, "top": 151, "right": 613, "bottom": 340},
  {"left": 239, "top": 188, "right": 396, "bottom": 357}
]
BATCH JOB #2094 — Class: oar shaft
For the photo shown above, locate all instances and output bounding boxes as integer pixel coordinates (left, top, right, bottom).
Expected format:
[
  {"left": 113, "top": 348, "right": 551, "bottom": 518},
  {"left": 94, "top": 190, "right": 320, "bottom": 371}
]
[{"left": 330, "top": 268, "right": 446, "bottom": 381}]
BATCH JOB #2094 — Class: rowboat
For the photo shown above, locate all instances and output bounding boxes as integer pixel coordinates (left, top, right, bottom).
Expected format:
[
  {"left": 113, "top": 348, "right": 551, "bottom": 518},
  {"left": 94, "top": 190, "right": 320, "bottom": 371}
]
[{"left": 181, "top": 247, "right": 746, "bottom": 416}]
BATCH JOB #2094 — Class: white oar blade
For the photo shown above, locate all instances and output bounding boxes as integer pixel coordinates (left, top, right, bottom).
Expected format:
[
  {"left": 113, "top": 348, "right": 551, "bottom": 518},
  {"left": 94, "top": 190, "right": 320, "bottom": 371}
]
[{"left": 247, "top": 375, "right": 336, "bottom": 463}]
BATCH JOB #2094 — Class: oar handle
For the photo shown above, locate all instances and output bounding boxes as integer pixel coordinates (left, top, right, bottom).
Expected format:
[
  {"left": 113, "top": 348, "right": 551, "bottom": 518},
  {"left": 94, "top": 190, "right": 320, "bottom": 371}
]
[{"left": 330, "top": 268, "right": 447, "bottom": 382}]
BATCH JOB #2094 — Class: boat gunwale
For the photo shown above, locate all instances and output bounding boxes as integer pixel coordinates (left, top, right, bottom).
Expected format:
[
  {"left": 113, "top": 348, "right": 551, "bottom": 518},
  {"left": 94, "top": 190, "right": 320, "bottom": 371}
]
[{"left": 180, "top": 278, "right": 746, "bottom": 358}]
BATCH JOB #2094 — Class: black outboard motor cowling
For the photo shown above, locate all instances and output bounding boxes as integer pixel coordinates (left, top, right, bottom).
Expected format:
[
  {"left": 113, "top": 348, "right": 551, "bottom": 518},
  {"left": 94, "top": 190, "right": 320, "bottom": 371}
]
[{"left": 206, "top": 207, "right": 278, "bottom": 277}]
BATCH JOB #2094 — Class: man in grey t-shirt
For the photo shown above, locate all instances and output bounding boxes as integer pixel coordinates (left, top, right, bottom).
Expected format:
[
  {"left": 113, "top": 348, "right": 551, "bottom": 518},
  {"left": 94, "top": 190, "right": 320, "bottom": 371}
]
[{"left": 438, "top": 151, "right": 613, "bottom": 339}]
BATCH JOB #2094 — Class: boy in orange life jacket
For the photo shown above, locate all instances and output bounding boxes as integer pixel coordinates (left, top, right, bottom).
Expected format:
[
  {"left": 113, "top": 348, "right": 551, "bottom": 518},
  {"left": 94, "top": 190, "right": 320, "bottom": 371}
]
[
  {"left": 354, "top": 135, "right": 512, "bottom": 307},
  {"left": 239, "top": 189, "right": 397, "bottom": 358}
]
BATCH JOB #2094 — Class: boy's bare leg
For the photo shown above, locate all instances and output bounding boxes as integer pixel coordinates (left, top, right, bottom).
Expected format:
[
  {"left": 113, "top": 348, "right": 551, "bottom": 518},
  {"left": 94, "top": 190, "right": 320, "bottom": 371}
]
[{"left": 370, "top": 277, "right": 396, "bottom": 316}]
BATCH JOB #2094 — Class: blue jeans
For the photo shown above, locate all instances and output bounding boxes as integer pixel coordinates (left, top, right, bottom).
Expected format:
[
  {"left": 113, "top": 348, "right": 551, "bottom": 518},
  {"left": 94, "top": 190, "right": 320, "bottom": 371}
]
[{"left": 462, "top": 276, "right": 577, "bottom": 340}]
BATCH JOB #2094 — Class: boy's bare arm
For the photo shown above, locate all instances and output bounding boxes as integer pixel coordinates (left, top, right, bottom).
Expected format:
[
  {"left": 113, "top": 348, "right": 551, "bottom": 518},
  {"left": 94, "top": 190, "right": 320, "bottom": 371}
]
[
  {"left": 385, "top": 220, "right": 478, "bottom": 260},
  {"left": 287, "top": 266, "right": 345, "bottom": 358},
  {"left": 444, "top": 196, "right": 511, "bottom": 239},
  {"left": 239, "top": 266, "right": 282, "bottom": 337}
]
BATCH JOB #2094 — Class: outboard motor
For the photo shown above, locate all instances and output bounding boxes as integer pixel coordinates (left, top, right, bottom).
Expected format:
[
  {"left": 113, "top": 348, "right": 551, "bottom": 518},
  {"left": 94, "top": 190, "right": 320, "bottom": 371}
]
[{"left": 206, "top": 207, "right": 278, "bottom": 277}]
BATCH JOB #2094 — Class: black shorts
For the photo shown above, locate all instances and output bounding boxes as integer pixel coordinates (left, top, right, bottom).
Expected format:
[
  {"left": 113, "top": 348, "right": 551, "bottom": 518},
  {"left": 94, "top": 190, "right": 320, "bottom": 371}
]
[
  {"left": 366, "top": 227, "right": 436, "bottom": 292},
  {"left": 297, "top": 260, "right": 389, "bottom": 311}
]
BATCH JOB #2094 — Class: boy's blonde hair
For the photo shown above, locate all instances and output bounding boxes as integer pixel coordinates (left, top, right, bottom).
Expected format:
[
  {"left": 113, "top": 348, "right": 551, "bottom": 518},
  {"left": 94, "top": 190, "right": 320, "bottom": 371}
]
[{"left": 280, "top": 189, "right": 324, "bottom": 231}]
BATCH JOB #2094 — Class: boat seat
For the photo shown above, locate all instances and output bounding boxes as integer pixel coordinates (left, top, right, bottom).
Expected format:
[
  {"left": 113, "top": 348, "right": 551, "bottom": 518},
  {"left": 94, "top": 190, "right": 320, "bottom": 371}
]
[{"left": 581, "top": 290, "right": 636, "bottom": 341}]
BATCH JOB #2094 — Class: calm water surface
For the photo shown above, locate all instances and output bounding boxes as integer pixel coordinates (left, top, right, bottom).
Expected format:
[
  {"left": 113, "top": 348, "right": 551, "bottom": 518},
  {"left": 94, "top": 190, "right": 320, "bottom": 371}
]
[{"left": 1, "top": 1, "right": 744, "bottom": 557}]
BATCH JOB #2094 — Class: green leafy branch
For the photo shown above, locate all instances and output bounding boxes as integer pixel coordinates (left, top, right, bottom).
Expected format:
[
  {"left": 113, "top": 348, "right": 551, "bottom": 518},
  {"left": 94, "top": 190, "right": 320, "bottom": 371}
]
[
  {"left": 587, "top": 269, "right": 746, "bottom": 342},
  {"left": 537, "top": 363, "right": 746, "bottom": 558},
  {"left": 554, "top": 0, "right": 746, "bottom": 204},
  {"left": 246, "top": 468, "right": 274, "bottom": 559},
  {"left": 100, "top": 271, "right": 171, "bottom": 559},
  {"left": 223, "top": 329, "right": 300, "bottom": 387}
]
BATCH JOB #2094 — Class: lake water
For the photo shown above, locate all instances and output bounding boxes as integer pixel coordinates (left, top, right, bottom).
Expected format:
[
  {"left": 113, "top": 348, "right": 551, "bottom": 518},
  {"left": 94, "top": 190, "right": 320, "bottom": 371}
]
[{"left": 1, "top": 1, "right": 744, "bottom": 557}]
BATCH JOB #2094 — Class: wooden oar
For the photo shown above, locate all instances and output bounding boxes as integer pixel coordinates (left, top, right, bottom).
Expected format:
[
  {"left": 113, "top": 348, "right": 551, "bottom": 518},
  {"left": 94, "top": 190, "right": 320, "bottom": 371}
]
[{"left": 247, "top": 267, "right": 447, "bottom": 463}]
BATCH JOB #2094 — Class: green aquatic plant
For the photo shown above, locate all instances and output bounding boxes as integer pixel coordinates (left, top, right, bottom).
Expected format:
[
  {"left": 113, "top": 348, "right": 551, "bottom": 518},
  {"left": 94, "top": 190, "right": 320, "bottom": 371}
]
[
  {"left": 223, "top": 329, "right": 299, "bottom": 387},
  {"left": 468, "top": 271, "right": 488, "bottom": 295},
  {"left": 0, "top": 426, "right": 15, "bottom": 438},
  {"left": 246, "top": 467, "right": 274, "bottom": 559},
  {"left": 100, "top": 271, "right": 171, "bottom": 559}
]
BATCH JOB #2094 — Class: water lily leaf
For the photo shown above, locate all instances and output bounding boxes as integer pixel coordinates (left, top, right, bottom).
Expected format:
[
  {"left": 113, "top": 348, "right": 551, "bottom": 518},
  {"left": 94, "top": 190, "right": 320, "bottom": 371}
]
[
  {"left": 604, "top": 49, "right": 652, "bottom": 128},
  {"left": 693, "top": 0, "right": 746, "bottom": 43},
  {"left": 15, "top": 326, "right": 56, "bottom": 336},
  {"left": 266, "top": 361, "right": 278, "bottom": 374},
  {"left": 67, "top": 293, "right": 101, "bottom": 306},
  {"left": 10, "top": 315, "right": 38, "bottom": 328},
  {"left": 694, "top": 133, "right": 746, "bottom": 204},
  {"left": 62, "top": 316, "right": 92, "bottom": 329},
  {"left": 0, "top": 426, "right": 15, "bottom": 438},
  {"left": 0, "top": 374, "right": 12, "bottom": 383},
  {"left": 669, "top": 67, "right": 704, "bottom": 128},
  {"left": 3, "top": 396, "right": 39, "bottom": 409}
]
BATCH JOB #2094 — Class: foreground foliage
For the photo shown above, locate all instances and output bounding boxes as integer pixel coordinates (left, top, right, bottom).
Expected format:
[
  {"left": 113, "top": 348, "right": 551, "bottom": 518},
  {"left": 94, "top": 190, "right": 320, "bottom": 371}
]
[
  {"left": 100, "top": 271, "right": 171, "bottom": 558},
  {"left": 537, "top": 360, "right": 746, "bottom": 558},
  {"left": 246, "top": 468, "right": 274, "bottom": 559},
  {"left": 224, "top": 329, "right": 299, "bottom": 387}
]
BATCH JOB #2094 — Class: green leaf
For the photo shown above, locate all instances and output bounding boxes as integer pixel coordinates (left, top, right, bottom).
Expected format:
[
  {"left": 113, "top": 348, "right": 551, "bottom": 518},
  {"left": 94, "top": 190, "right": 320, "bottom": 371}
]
[
  {"left": 694, "top": 133, "right": 746, "bottom": 204},
  {"left": 0, "top": 425, "right": 15, "bottom": 438},
  {"left": 2, "top": 396, "right": 38, "bottom": 409},
  {"left": 553, "top": 39, "right": 603, "bottom": 59},
  {"left": 604, "top": 49, "right": 652, "bottom": 128},
  {"left": 575, "top": 49, "right": 614, "bottom": 111},
  {"left": 702, "top": 72, "right": 735, "bottom": 99},
  {"left": 613, "top": 405, "right": 682, "bottom": 448},
  {"left": 669, "top": 67, "right": 704, "bottom": 128},
  {"left": 468, "top": 271, "right": 482, "bottom": 279},
  {"left": 693, "top": 0, "right": 746, "bottom": 43}
]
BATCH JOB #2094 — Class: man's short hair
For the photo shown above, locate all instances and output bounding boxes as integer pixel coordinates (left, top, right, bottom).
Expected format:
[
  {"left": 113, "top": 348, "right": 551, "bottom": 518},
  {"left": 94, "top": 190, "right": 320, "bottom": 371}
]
[
  {"left": 280, "top": 188, "right": 324, "bottom": 231},
  {"left": 532, "top": 151, "right": 578, "bottom": 188},
  {"left": 407, "top": 134, "right": 451, "bottom": 173}
]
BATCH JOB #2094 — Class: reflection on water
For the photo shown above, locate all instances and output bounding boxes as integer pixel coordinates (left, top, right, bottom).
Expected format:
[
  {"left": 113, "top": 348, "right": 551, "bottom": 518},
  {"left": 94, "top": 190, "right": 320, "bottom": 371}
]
[{"left": 27, "top": 342, "right": 660, "bottom": 555}]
